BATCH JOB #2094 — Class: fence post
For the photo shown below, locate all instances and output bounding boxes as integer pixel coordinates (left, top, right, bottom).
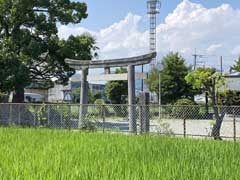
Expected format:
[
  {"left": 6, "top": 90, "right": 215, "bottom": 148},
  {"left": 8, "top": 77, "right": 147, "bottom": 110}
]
[
  {"left": 233, "top": 107, "right": 236, "bottom": 142},
  {"left": 60, "top": 104, "right": 64, "bottom": 129},
  {"left": 159, "top": 104, "right": 161, "bottom": 120},
  {"left": 9, "top": 104, "right": 13, "bottom": 126},
  {"left": 18, "top": 105, "right": 21, "bottom": 125},
  {"left": 102, "top": 104, "right": 105, "bottom": 133},
  {"left": 183, "top": 118, "right": 186, "bottom": 138},
  {"left": 68, "top": 104, "right": 71, "bottom": 130},
  {"left": 139, "top": 105, "right": 143, "bottom": 134},
  {"left": 47, "top": 105, "right": 50, "bottom": 127},
  {"left": 33, "top": 105, "right": 37, "bottom": 128}
]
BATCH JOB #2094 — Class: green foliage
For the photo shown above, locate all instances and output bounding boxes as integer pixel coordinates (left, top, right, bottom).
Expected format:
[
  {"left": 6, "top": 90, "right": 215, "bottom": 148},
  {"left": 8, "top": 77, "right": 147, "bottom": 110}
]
[
  {"left": 146, "top": 52, "right": 197, "bottom": 104},
  {"left": 174, "top": 98, "right": 197, "bottom": 106},
  {"left": 230, "top": 56, "right": 240, "bottom": 72},
  {"left": 185, "top": 67, "right": 225, "bottom": 105},
  {"left": 95, "top": 99, "right": 105, "bottom": 105},
  {"left": 60, "top": 34, "right": 98, "bottom": 60},
  {"left": 72, "top": 88, "right": 102, "bottom": 104},
  {"left": 80, "top": 115, "right": 97, "bottom": 132},
  {"left": 1, "top": 128, "right": 240, "bottom": 179},
  {"left": 173, "top": 98, "right": 199, "bottom": 119},
  {"left": 0, "top": 0, "right": 98, "bottom": 102},
  {"left": 218, "top": 90, "right": 240, "bottom": 106},
  {"left": 72, "top": 88, "right": 81, "bottom": 103},
  {"left": 89, "top": 92, "right": 102, "bottom": 104},
  {"left": 156, "top": 121, "right": 174, "bottom": 135},
  {"left": 0, "top": 92, "right": 7, "bottom": 102},
  {"left": 105, "top": 68, "right": 128, "bottom": 104},
  {"left": 145, "top": 67, "right": 160, "bottom": 98},
  {"left": 185, "top": 67, "right": 226, "bottom": 139}
]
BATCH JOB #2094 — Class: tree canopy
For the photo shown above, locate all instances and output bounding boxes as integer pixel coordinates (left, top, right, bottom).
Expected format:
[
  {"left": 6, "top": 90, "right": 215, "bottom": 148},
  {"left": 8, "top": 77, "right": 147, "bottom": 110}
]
[
  {"left": 146, "top": 52, "right": 196, "bottom": 104},
  {"left": 105, "top": 68, "right": 128, "bottom": 104},
  {"left": 0, "top": 0, "right": 97, "bottom": 102},
  {"left": 185, "top": 67, "right": 224, "bottom": 104}
]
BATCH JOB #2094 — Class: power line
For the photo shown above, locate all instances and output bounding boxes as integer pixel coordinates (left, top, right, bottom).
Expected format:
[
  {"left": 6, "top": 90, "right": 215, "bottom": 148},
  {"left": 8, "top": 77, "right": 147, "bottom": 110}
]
[
  {"left": 193, "top": 48, "right": 206, "bottom": 70},
  {"left": 192, "top": 49, "right": 224, "bottom": 70}
]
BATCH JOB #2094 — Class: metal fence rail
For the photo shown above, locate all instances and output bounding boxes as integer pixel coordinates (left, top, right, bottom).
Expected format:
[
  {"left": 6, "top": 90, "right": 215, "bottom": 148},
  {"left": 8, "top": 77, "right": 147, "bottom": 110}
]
[{"left": 0, "top": 103, "right": 239, "bottom": 140}]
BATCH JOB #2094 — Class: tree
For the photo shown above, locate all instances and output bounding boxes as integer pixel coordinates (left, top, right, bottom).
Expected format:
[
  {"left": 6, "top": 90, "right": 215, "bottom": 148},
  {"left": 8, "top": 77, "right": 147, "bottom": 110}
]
[
  {"left": 0, "top": 0, "right": 97, "bottom": 102},
  {"left": 105, "top": 68, "right": 128, "bottom": 104},
  {"left": 89, "top": 92, "right": 102, "bottom": 104},
  {"left": 185, "top": 67, "right": 225, "bottom": 140},
  {"left": 146, "top": 52, "right": 196, "bottom": 104},
  {"left": 230, "top": 56, "right": 240, "bottom": 72},
  {"left": 72, "top": 88, "right": 102, "bottom": 104}
]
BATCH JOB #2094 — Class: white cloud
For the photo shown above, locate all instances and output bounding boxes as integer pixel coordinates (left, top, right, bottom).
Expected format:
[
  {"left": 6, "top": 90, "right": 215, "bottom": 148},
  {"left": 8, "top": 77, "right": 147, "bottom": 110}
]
[
  {"left": 207, "top": 44, "right": 223, "bottom": 53},
  {"left": 231, "top": 46, "right": 240, "bottom": 55},
  {"left": 58, "top": 0, "right": 240, "bottom": 70},
  {"left": 58, "top": 26, "right": 96, "bottom": 40},
  {"left": 58, "top": 13, "right": 147, "bottom": 59}
]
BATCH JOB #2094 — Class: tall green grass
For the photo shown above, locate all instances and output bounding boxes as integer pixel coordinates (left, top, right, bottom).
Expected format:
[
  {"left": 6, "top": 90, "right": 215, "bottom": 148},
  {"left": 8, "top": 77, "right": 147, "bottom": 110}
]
[{"left": 0, "top": 128, "right": 239, "bottom": 179}]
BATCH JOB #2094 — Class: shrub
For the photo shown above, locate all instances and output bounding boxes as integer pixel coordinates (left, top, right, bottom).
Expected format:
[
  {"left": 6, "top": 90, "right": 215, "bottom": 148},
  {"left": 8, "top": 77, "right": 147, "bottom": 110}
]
[
  {"left": 0, "top": 93, "right": 8, "bottom": 103},
  {"left": 172, "top": 99, "right": 199, "bottom": 119},
  {"left": 95, "top": 99, "right": 104, "bottom": 105},
  {"left": 94, "top": 99, "right": 110, "bottom": 117}
]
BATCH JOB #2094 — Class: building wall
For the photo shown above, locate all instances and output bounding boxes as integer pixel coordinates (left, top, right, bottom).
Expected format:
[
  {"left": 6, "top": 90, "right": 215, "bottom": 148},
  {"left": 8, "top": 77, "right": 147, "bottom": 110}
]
[
  {"left": 25, "top": 78, "right": 106, "bottom": 103},
  {"left": 25, "top": 89, "right": 48, "bottom": 101},
  {"left": 224, "top": 77, "right": 240, "bottom": 91}
]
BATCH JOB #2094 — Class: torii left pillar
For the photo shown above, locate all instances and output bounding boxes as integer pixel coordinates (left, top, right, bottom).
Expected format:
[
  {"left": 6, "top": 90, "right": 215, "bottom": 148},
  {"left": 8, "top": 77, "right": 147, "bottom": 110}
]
[
  {"left": 78, "top": 68, "right": 88, "bottom": 128},
  {"left": 128, "top": 65, "right": 137, "bottom": 134}
]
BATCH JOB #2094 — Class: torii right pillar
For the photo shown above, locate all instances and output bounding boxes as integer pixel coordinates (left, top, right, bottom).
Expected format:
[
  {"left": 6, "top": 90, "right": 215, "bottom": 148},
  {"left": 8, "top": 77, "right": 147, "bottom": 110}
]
[{"left": 128, "top": 65, "right": 137, "bottom": 133}]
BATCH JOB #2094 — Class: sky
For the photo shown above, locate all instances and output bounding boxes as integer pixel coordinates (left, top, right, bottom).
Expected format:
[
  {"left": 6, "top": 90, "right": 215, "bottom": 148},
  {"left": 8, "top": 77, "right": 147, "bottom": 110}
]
[{"left": 58, "top": 0, "right": 240, "bottom": 72}]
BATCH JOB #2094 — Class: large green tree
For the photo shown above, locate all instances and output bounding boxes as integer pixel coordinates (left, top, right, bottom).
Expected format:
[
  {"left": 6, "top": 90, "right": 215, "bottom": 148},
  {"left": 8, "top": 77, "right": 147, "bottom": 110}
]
[
  {"left": 105, "top": 68, "right": 128, "bottom": 104},
  {"left": 146, "top": 52, "right": 196, "bottom": 104},
  {"left": 0, "top": 0, "right": 97, "bottom": 103},
  {"left": 185, "top": 67, "right": 225, "bottom": 140}
]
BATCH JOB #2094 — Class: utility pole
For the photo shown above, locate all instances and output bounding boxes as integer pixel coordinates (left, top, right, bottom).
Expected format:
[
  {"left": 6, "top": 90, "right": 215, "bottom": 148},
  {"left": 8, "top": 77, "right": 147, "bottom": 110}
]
[
  {"left": 192, "top": 48, "right": 205, "bottom": 70},
  {"left": 158, "top": 71, "right": 161, "bottom": 118},
  {"left": 220, "top": 56, "right": 223, "bottom": 74},
  {"left": 141, "top": 65, "right": 144, "bottom": 91},
  {"left": 193, "top": 48, "right": 197, "bottom": 70}
]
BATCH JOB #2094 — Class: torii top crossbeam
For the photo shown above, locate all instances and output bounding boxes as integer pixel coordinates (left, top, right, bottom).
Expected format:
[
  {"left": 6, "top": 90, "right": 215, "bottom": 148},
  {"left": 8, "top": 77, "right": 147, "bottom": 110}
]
[{"left": 65, "top": 52, "right": 156, "bottom": 69}]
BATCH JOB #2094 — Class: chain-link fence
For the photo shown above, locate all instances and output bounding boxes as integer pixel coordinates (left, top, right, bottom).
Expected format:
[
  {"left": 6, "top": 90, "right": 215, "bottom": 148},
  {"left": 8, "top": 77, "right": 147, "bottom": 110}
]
[{"left": 0, "top": 103, "right": 240, "bottom": 140}]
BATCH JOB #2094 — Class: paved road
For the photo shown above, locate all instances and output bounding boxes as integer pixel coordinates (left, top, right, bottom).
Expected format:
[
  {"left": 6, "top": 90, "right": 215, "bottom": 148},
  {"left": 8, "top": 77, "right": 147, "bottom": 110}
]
[
  {"left": 150, "top": 118, "right": 240, "bottom": 138},
  {"left": 100, "top": 115, "right": 240, "bottom": 138}
]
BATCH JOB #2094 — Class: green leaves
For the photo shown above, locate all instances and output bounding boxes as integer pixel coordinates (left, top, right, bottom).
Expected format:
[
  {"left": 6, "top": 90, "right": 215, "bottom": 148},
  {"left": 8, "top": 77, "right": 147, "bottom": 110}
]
[
  {"left": 105, "top": 68, "right": 128, "bottom": 104},
  {"left": 146, "top": 52, "right": 196, "bottom": 104},
  {"left": 185, "top": 67, "right": 225, "bottom": 91},
  {"left": 0, "top": 0, "right": 97, "bottom": 102},
  {"left": 61, "top": 34, "right": 98, "bottom": 60},
  {"left": 230, "top": 56, "right": 240, "bottom": 72}
]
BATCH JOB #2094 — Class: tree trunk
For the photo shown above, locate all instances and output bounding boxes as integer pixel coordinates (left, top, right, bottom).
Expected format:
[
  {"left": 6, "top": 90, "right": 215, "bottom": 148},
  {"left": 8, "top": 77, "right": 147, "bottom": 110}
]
[
  {"left": 12, "top": 87, "right": 24, "bottom": 103},
  {"left": 205, "top": 92, "right": 209, "bottom": 114},
  {"left": 211, "top": 106, "right": 226, "bottom": 140},
  {"left": 212, "top": 117, "right": 223, "bottom": 140}
]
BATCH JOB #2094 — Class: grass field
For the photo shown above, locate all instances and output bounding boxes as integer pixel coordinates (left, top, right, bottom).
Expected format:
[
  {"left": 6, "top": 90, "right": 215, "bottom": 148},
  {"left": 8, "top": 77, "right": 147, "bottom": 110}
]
[{"left": 0, "top": 128, "right": 239, "bottom": 180}]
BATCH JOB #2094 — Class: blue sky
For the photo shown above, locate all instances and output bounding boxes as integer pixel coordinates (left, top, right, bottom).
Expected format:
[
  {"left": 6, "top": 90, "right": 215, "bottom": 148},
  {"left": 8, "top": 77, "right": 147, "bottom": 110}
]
[
  {"left": 79, "top": 0, "right": 240, "bottom": 31},
  {"left": 61, "top": 0, "right": 240, "bottom": 72}
]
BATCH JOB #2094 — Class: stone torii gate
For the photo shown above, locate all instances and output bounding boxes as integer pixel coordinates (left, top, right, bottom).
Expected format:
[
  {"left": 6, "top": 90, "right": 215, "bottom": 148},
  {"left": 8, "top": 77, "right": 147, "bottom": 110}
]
[{"left": 65, "top": 52, "right": 156, "bottom": 133}]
